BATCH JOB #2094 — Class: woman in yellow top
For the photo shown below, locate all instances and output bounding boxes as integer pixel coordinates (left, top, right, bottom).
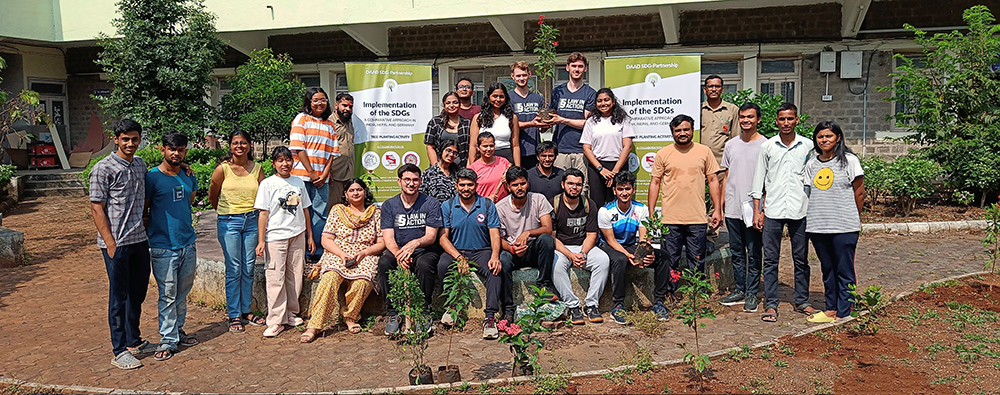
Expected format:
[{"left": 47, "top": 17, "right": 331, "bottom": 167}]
[
  {"left": 208, "top": 131, "right": 266, "bottom": 333},
  {"left": 301, "top": 178, "right": 384, "bottom": 342}
]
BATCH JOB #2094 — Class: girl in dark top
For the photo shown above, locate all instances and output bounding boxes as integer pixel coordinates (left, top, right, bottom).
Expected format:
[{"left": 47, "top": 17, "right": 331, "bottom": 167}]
[
  {"left": 421, "top": 140, "right": 461, "bottom": 202},
  {"left": 470, "top": 83, "right": 520, "bottom": 167},
  {"left": 424, "top": 92, "right": 472, "bottom": 168}
]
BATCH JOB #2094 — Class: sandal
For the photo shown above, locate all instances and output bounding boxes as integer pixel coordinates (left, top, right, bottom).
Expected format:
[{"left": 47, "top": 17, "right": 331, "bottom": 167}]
[
  {"left": 243, "top": 313, "right": 266, "bottom": 326},
  {"left": 795, "top": 303, "right": 817, "bottom": 315},
  {"left": 761, "top": 307, "right": 779, "bottom": 323},
  {"left": 126, "top": 340, "right": 154, "bottom": 355},
  {"left": 300, "top": 329, "right": 318, "bottom": 343},
  {"left": 346, "top": 321, "right": 362, "bottom": 334},
  {"left": 229, "top": 317, "right": 245, "bottom": 333},
  {"left": 153, "top": 348, "right": 174, "bottom": 361},
  {"left": 178, "top": 329, "right": 199, "bottom": 346}
]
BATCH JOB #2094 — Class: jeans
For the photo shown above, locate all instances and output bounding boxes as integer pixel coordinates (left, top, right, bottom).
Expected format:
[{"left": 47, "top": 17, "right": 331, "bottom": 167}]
[
  {"left": 662, "top": 224, "right": 708, "bottom": 274},
  {"left": 150, "top": 243, "right": 197, "bottom": 351},
  {"left": 438, "top": 248, "right": 507, "bottom": 318},
  {"left": 217, "top": 211, "right": 258, "bottom": 319},
  {"left": 762, "top": 217, "right": 809, "bottom": 309},
  {"left": 809, "top": 232, "right": 859, "bottom": 318},
  {"left": 603, "top": 243, "right": 671, "bottom": 306},
  {"left": 379, "top": 248, "right": 440, "bottom": 316},
  {"left": 102, "top": 241, "right": 150, "bottom": 356},
  {"left": 304, "top": 182, "right": 329, "bottom": 258},
  {"left": 553, "top": 245, "right": 610, "bottom": 308},
  {"left": 726, "top": 217, "right": 762, "bottom": 296}
]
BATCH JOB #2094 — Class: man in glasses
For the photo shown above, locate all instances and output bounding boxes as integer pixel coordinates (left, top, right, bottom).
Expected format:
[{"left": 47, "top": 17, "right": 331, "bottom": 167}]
[{"left": 455, "top": 77, "right": 482, "bottom": 120}]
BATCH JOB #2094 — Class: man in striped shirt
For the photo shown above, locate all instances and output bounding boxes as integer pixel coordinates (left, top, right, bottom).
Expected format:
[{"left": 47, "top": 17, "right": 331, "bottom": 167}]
[{"left": 291, "top": 87, "right": 340, "bottom": 261}]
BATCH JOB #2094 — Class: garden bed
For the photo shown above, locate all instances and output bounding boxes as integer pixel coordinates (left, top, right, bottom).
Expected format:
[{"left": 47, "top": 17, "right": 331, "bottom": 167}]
[{"left": 862, "top": 201, "right": 986, "bottom": 224}]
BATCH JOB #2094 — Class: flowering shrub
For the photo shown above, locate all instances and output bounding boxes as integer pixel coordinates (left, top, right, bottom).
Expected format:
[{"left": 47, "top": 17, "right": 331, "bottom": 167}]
[
  {"left": 860, "top": 156, "right": 888, "bottom": 208},
  {"left": 532, "top": 15, "right": 560, "bottom": 87},
  {"left": 497, "top": 285, "right": 557, "bottom": 375}
]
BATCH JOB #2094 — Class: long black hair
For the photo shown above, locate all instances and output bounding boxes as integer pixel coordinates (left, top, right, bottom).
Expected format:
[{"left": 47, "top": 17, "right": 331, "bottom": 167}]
[
  {"left": 301, "top": 87, "right": 332, "bottom": 120},
  {"left": 812, "top": 120, "right": 854, "bottom": 167},
  {"left": 435, "top": 139, "right": 461, "bottom": 173},
  {"left": 341, "top": 177, "right": 376, "bottom": 208},
  {"left": 220, "top": 130, "right": 254, "bottom": 163},
  {"left": 589, "top": 87, "right": 629, "bottom": 125},
  {"left": 477, "top": 83, "right": 515, "bottom": 129},
  {"left": 440, "top": 91, "right": 460, "bottom": 118}
]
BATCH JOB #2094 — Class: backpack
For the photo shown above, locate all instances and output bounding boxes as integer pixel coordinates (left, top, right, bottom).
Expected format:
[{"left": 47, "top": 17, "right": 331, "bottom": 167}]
[{"left": 552, "top": 195, "right": 589, "bottom": 216}]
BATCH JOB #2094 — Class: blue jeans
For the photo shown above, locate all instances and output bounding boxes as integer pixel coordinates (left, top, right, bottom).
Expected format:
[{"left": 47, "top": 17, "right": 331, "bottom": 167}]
[
  {"left": 150, "top": 243, "right": 197, "bottom": 350},
  {"left": 304, "top": 181, "right": 329, "bottom": 258},
  {"left": 726, "top": 217, "right": 763, "bottom": 296},
  {"left": 102, "top": 241, "right": 150, "bottom": 356},
  {"left": 217, "top": 211, "right": 258, "bottom": 319},
  {"left": 762, "top": 217, "right": 809, "bottom": 309}
]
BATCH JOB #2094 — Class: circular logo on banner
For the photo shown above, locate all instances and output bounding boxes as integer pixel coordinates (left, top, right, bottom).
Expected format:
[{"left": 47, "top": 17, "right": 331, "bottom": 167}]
[
  {"left": 361, "top": 151, "right": 380, "bottom": 171},
  {"left": 627, "top": 153, "right": 640, "bottom": 172},
  {"left": 476, "top": 213, "right": 486, "bottom": 223},
  {"left": 383, "top": 78, "right": 398, "bottom": 92},
  {"left": 645, "top": 72, "right": 662, "bottom": 87},
  {"left": 402, "top": 151, "right": 421, "bottom": 167},
  {"left": 641, "top": 152, "right": 657, "bottom": 173},
  {"left": 382, "top": 151, "right": 401, "bottom": 170}
]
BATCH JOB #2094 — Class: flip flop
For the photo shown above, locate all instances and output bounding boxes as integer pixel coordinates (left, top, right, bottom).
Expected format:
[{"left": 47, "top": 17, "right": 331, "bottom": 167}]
[
  {"left": 228, "top": 317, "right": 245, "bottom": 333},
  {"left": 243, "top": 313, "right": 266, "bottom": 326},
  {"left": 153, "top": 348, "right": 174, "bottom": 361},
  {"left": 126, "top": 340, "right": 155, "bottom": 355},
  {"left": 807, "top": 312, "right": 836, "bottom": 323},
  {"left": 300, "top": 330, "right": 317, "bottom": 343},
  {"left": 178, "top": 329, "right": 199, "bottom": 346},
  {"left": 346, "top": 321, "right": 362, "bottom": 334}
]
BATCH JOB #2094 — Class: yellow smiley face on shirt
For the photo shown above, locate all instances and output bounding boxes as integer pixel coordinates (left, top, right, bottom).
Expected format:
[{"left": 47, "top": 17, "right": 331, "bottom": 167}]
[{"left": 813, "top": 167, "right": 834, "bottom": 190}]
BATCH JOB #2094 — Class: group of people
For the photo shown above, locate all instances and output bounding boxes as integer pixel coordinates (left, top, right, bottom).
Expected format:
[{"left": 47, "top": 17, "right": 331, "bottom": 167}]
[{"left": 89, "top": 54, "right": 863, "bottom": 370}]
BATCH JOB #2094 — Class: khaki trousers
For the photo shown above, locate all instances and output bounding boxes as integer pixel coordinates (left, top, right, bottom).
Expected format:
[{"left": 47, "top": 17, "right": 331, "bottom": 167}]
[{"left": 264, "top": 232, "right": 305, "bottom": 326}]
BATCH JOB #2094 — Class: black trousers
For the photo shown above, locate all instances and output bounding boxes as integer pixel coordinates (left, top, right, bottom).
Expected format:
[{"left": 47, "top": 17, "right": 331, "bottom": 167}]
[
  {"left": 438, "top": 248, "right": 507, "bottom": 318},
  {"left": 602, "top": 242, "right": 672, "bottom": 306},
  {"left": 587, "top": 159, "right": 618, "bottom": 206},
  {"left": 103, "top": 241, "right": 151, "bottom": 356},
  {"left": 378, "top": 248, "right": 440, "bottom": 316}
]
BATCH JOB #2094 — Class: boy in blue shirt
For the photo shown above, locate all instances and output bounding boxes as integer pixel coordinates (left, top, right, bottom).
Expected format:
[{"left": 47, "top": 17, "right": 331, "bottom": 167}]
[
  {"left": 437, "top": 168, "right": 505, "bottom": 340},
  {"left": 144, "top": 133, "right": 199, "bottom": 361}
]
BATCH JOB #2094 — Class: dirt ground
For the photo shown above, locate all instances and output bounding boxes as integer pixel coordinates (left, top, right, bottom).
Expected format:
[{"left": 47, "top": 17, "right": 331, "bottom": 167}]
[{"left": 861, "top": 200, "right": 987, "bottom": 223}]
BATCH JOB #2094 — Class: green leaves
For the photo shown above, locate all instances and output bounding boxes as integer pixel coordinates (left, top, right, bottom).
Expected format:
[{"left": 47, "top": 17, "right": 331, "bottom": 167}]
[
  {"left": 532, "top": 16, "right": 561, "bottom": 85},
  {"left": 883, "top": 155, "right": 943, "bottom": 216},
  {"left": 497, "top": 285, "right": 557, "bottom": 373},
  {"left": 442, "top": 260, "right": 477, "bottom": 330},
  {"left": 723, "top": 90, "right": 813, "bottom": 138},
  {"left": 848, "top": 284, "right": 885, "bottom": 335}
]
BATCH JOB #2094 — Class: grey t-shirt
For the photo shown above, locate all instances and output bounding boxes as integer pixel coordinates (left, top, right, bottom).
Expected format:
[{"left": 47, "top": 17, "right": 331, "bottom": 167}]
[
  {"left": 720, "top": 135, "right": 767, "bottom": 219},
  {"left": 803, "top": 153, "right": 864, "bottom": 234},
  {"left": 496, "top": 192, "right": 554, "bottom": 244}
]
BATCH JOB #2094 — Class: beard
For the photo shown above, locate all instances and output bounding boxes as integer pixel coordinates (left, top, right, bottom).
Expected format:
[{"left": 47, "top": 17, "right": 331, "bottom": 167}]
[{"left": 338, "top": 110, "right": 352, "bottom": 122}]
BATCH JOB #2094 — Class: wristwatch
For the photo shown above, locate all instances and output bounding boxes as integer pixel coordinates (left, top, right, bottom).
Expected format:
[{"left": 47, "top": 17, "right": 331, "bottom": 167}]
[{"left": 597, "top": 166, "right": 604, "bottom": 172}]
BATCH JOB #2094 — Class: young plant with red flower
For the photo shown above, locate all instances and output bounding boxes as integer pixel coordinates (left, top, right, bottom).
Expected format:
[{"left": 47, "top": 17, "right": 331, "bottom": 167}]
[
  {"left": 497, "top": 285, "right": 557, "bottom": 376},
  {"left": 532, "top": 15, "right": 560, "bottom": 90}
]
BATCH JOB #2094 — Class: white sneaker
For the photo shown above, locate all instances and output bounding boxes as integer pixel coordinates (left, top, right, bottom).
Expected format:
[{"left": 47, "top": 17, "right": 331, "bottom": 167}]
[
  {"left": 263, "top": 324, "right": 284, "bottom": 337},
  {"left": 441, "top": 312, "right": 455, "bottom": 326},
  {"left": 291, "top": 316, "right": 304, "bottom": 327}
]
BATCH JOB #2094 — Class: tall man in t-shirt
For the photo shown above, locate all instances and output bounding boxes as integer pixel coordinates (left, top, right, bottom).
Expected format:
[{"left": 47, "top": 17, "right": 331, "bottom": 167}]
[
  {"left": 455, "top": 77, "right": 482, "bottom": 120},
  {"left": 546, "top": 52, "right": 596, "bottom": 193},
  {"left": 751, "top": 103, "right": 816, "bottom": 323},
  {"left": 718, "top": 103, "right": 767, "bottom": 312},
  {"left": 328, "top": 93, "right": 355, "bottom": 206},
  {"left": 647, "top": 114, "right": 723, "bottom": 277},
  {"left": 438, "top": 168, "right": 504, "bottom": 340},
  {"left": 378, "top": 164, "right": 443, "bottom": 335},
  {"left": 527, "top": 141, "right": 564, "bottom": 202},
  {"left": 497, "top": 166, "right": 557, "bottom": 310},
  {"left": 90, "top": 119, "right": 153, "bottom": 370},
  {"left": 551, "top": 168, "right": 610, "bottom": 325},
  {"left": 509, "top": 61, "right": 547, "bottom": 170},
  {"left": 145, "top": 133, "right": 200, "bottom": 362},
  {"left": 599, "top": 171, "right": 670, "bottom": 325}
]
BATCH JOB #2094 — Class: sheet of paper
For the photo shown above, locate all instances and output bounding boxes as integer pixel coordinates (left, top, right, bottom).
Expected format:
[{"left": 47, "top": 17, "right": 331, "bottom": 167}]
[{"left": 741, "top": 200, "right": 755, "bottom": 227}]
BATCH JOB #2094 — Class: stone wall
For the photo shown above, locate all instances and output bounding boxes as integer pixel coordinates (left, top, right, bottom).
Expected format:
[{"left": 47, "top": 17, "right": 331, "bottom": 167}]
[
  {"left": 679, "top": 3, "right": 842, "bottom": 44},
  {"left": 523, "top": 13, "right": 665, "bottom": 52},
  {"left": 268, "top": 31, "right": 377, "bottom": 63},
  {"left": 389, "top": 23, "right": 510, "bottom": 58}
]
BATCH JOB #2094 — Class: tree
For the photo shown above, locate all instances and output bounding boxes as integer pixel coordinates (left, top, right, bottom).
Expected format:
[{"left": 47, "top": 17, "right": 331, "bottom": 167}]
[
  {"left": 95, "top": 0, "right": 225, "bottom": 141},
  {"left": 214, "top": 48, "right": 304, "bottom": 153},
  {"left": 881, "top": 5, "right": 1000, "bottom": 207}
]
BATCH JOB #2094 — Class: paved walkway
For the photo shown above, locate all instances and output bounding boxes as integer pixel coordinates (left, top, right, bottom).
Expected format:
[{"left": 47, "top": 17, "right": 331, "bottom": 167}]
[{"left": 0, "top": 197, "right": 988, "bottom": 393}]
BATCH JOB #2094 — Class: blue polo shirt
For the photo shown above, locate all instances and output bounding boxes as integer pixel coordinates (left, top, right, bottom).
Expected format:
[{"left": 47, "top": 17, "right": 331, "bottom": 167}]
[{"left": 441, "top": 194, "right": 500, "bottom": 251}]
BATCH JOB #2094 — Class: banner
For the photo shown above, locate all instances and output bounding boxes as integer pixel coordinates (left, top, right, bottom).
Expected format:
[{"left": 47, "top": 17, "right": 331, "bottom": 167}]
[
  {"left": 347, "top": 63, "right": 433, "bottom": 201},
  {"left": 604, "top": 54, "right": 702, "bottom": 199}
]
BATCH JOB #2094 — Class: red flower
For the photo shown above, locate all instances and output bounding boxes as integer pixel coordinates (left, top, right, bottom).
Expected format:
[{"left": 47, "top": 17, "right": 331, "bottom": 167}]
[
  {"left": 715, "top": 272, "right": 721, "bottom": 279},
  {"left": 538, "top": 15, "right": 545, "bottom": 25},
  {"left": 498, "top": 319, "right": 509, "bottom": 331},
  {"left": 552, "top": 41, "right": 559, "bottom": 47},
  {"left": 670, "top": 270, "right": 681, "bottom": 282}
]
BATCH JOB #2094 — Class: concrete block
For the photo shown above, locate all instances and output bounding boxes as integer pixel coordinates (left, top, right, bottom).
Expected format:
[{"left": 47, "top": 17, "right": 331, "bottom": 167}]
[
  {"left": 926, "top": 222, "right": 950, "bottom": 232},
  {"left": 884, "top": 223, "right": 908, "bottom": 234},
  {"left": 0, "top": 227, "right": 25, "bottom": 268},
  {"left": 862, "top": 223, "right": 886, "bottom": 233},
  {"left": 907, "top": 222, "right": 930, "bottom": 233}
]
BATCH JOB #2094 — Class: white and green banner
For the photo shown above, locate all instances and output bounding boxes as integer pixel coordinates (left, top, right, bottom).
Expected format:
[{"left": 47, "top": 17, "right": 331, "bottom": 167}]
[
  {"left": 347, "top": 62, "right": 433, "bottom": 200},
  {"left": 604, "top": 54, "right": 702, "bottom": 197}
]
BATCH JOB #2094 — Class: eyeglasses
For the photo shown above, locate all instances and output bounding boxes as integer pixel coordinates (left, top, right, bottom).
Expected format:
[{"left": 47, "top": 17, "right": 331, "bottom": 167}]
[
  {"left": 456, "top": 85, "right": 473, "bottom": 90},
  {"left": 401, "top": 178, "right": 421, "bottom": 184},
  {"left": 443, "top": 149, "right": 458, "bottom": 155}
]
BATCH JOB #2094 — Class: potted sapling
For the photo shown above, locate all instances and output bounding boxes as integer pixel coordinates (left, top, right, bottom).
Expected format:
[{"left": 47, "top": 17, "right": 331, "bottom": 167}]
[
  {"left": 388, "top": 267, "right": 434, "bottom": 385},
  {"left": 437, "top": 258, "right": 477, "bottom": 383}
]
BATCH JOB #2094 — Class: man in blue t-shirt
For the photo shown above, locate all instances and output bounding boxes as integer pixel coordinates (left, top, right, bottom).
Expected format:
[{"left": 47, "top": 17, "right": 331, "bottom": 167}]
[
  {"left": 509, "top": 61, "right": 547, "bottom": 170},
  {"left": 144, "top": 133, "right": 199, "bottom": 361},
  {"left": 378, "top": 163, "right": 444, "bottom": 336},
  {"left": 597, "top": 171, "right": 672, "bottom": 325},
  {"left": 437, "top": 168, "right": 505, "bottom": 340},
  {"left": 545, "top": 52, "right": 597, "bottom": 194}
]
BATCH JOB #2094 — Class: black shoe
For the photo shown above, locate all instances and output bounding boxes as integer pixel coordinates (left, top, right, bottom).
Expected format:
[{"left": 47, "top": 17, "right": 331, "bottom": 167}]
[
  {"left": 384, "top": 315, "right": 401, "bottom": 336},
  {"left": 720, "top": 291, "right": 746, "bottom": 306},
  {"left": 584, "top": 305, "right": 604, "bottom": 323},
  {"left": 568, "top": 307, "right": 585, "bottom": 325},
  {"left": 744, "top": 294, "right": 760, "bottom": 313},
  {"left": 501, "top": 311, "right": 516, "bottom": 325}
]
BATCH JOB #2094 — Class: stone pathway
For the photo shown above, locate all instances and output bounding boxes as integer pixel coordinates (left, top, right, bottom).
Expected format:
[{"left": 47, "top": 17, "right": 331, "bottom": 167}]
[{"left": 0, "top": 197, "right": 988, "bottom": 393}]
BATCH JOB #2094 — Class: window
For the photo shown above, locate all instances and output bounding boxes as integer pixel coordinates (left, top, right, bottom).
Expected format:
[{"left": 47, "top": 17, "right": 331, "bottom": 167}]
[
  {"left": 758, "top": 59, "right": 800, "bottom": 107},
  {"left": 29, "top": 80, "right": 66, "bottom": 96},
  {"left": 454, "top": 69, "right": 485, "bottom": 107},
  {"left": 298, "top": 74, "right": 321, "bottom": 89},
  {"left": 893, "top": 55, "right": 926, "bottom": 120},
  {"left": 554, "top": 68, "right": 589, "bottom": 86},
  {"left": 700, "top": 61, "right": 741, "bottom": 101}
]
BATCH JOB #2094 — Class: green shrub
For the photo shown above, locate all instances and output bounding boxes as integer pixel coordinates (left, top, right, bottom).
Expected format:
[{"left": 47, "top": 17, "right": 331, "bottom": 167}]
[
  {"left": 80, "top": 146, "right": 226, "bottom": 191},
  {"left": 885, "top": 155, "right": 943, "bottom": 216},
  {"left": 79, "top": 154, "right": 109, "bottom": 187},
  {"left": 860, "top": 156, "right": 889, "bottom": 207},
  {"left": 0, "top": 164, "right": 16, "bottom": 189}
]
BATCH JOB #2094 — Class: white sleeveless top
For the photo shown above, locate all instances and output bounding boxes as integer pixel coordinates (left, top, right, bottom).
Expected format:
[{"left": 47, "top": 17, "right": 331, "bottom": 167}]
[{"left": 481, "top": 114, "right": 512, "bottom": 150}]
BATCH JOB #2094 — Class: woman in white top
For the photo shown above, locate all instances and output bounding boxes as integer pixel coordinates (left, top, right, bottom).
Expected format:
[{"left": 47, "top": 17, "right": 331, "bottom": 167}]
[
  {"left": 470, "top": 82, "right": 520, "bottom": 166},
  {"left": 582, "top": 88, "right": 635, "bottom": 204}
]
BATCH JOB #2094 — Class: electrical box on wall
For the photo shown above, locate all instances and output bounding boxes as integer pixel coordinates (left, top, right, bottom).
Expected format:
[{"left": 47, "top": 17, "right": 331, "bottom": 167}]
[
  {"left": 819, "top": 52, "right": 836, "bottom": 73},
  {"left": 841, "top": 51, "right": 863, "bottom": 79}
]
